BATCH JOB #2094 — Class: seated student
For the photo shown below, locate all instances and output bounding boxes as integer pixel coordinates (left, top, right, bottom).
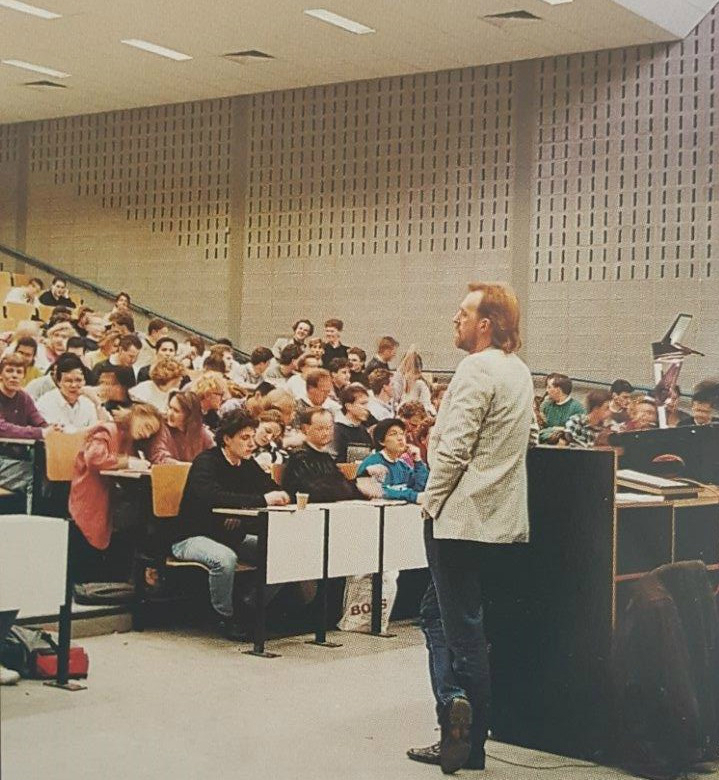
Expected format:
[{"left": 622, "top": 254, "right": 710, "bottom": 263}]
[
  {"left": 68, "top": 404, "right": 163, "bottom": 579},
  {"left": 252, "top": 409, "right": 287, "bottom": 472},
  {"left": 86, "top": 326, "right": 121, "bottom": 369},
  {"left": 664, "top": 385, "right": 691, "bottom": 428},
  {"left": 106, "top": 310, "right": 135, "bottom": 336},
  {"left": 0, "top": 353, "right": 55, "bottom": 502},
  {"left": 261, "top": 388, "right": 304, "bottom": 450},
  {"left": 137, "top": 318, "right": 169, "bottom": 368},
  {"left": 347, "top": 347, "right": 368, "bottom": 386},
  {"left": 286, "top": 353, "right": 322, "bottom": 398},
  {"left": 282, "top": 407, "right": 368, "bottom": 503},
  {"left": 73, "top": 305, "right": 94, "bottom": 339},
  {"left": 83, "top": 314, "right": 108, "bottom": 353},
  {"left": 147, "top": 390, "right": 213, "bottom": 464},
  {"left": 96, "top": 364, "right": 135, "bottom": 418},
  {"left": 136, "top": 337, "right": 178, "bottom": 383},
  {"left": 397, "top": 401, "right": 429, "bottom": 454},
  {"left": 36, "top": 353, "right": 98, "bottom": 432},
  {"left": 295, "top": 368, "right": 340, "bottom": 421},
  {"left": 357, "top": 418, "right": 429, "bottom": 503},
  {"left": 181, "top": 335, "right": 207, "bottom": 371},
  {"left": 321, "top": 318, "right": 349, "bottom": 368},
  {"left": 607, "top": 379, "right": 634, "bottom": 430},
  {"left": 38, "top": 277, "right": 76, "bottom": 309},
  {"left": 109, "top": 291, "right": 131, "bottom": 317},
  {"left": 306, "top": 337, "right": 325, "bottom": 363},
  {"left": 35, "top": 321, "right": 75, "bottom": 373},
  {"left": 393, "top": 347, "right": 435, "bottom": 415},
  {"left": 129, "top": 358, "right": 185, "bottom": 413},
  {"left": 4, "top": 277, "right": 42, "bottom": 306},
  {"left": 333, "top": 383, "right": 373, "bottom": 463},
  {"left": 171, "top": 411, "right": 290, "bottom": 639},
  {"left": 90, "top": 333, "right": 142, "bottom": 385},
  {"left": 365, "top": 336, "right": 399, "bottom": 376},
  {"left": 539, "top": 374, "right": 585, "bottom": 443},
  {"left": 328, "top": 357, "right": 351, "bottom": 402},
  {"left": 622, "top": 396, "right": 659, "bottom": 431},
  {"left": 14, "top": 336, "right": 42, "bottom": 386},
  {"left": 264, "top": 343, "right": 302, "bottom": 388},
  {"left": 366, "top": 368, "right": 395, "bottom": 422},
  {"left": 66, "top": 335, "right": 88, "bottom": 364},
  {"left": 192, "top": 372, "right": 227, "bottom": 432},
  {"left": 678, "top": 382, "right": 719, "bottom": 426},
  {"left": 234, "top": 347, "right": 273, "bottom": 389},
  {"left": 562, "top": 389, "right": 613, "bottom": 447},
  {"left": 430, "top": 382, "right": 449, "bottom": 414},
  {"left": 271, "top": 319, "right": 314, "bottom": 360}
]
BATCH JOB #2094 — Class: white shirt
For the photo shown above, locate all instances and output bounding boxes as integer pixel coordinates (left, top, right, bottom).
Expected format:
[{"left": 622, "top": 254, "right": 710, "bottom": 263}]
[
  {"left": 24, "top": 373, "right": 56, "bottom": 401},
  {"left": 4, "top": 287, "right": 38, "bottom": 306},
  {"left": 36, "top": 388, "right": 98, "bottom": 431},
  {"left": 285, "top": 373, "right": 307, "bottom": 398},
  {"left": 367, "top": 392, "right": 394, "bottom": 421},
  {"left": 129, "top": 381, "right": 172, "bottom": 412}
]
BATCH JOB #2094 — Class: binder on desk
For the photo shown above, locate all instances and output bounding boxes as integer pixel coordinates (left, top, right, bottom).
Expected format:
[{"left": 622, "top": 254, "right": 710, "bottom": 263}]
[{"left": 617, "top": 469, "right": 698, "bottom": 499}]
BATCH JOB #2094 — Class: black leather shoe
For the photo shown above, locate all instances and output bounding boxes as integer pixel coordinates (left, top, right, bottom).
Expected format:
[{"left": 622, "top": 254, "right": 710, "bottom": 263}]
[
  {"left": 407, "top": 740, "right": 485, "bottom": 770},
  {"left": 440, "top": 697, "right": 473, "bottom": 774}
]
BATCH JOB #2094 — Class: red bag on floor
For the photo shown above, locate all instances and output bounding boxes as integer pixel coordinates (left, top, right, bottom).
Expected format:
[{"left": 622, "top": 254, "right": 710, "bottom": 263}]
[{"left": 32, "top": 646, "right": 90, "bottom": 679}]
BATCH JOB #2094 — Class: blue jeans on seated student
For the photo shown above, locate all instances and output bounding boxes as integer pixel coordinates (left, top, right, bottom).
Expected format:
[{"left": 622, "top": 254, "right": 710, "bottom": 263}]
[
  {"left": 170, "top": 534, "right": 277, "bottom": 618},
  {"left": 0, "top": 458, "right": 32, "bottom": 498}
]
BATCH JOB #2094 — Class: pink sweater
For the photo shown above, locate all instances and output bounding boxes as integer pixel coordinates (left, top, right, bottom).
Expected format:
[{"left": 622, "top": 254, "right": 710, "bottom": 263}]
[
  {"left": 146, "top": 423, "right": 214, "bottom": 464},
  {"left": 69, "top": 423, "right": 131, "bottom": 550}
]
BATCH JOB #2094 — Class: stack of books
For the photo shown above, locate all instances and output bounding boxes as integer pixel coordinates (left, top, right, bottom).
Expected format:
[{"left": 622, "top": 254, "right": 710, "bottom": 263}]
[{"left": 616, "top": 469, "right": 699, "bottom": 499}]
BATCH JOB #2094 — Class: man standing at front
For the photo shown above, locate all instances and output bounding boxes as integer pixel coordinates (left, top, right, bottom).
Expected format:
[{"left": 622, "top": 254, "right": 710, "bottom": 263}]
[{"left": 409, "top": 282, "right": 534, "bottom": 774}]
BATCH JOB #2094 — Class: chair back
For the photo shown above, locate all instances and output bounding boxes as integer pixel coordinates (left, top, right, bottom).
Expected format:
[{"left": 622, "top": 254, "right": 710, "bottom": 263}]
[
  {"left": 0, "top": 317, "right": 17, "bottom": 332},
  {"left": 151, "top": 463, "right": 191, "bottom": 518},
  {"left": 4, "top": 302, "right": 35, "bottom": 322},
  {"left": 271, "top": 462, "right": 285, "bottom": 485},
  {"left": 0, "top": 270, "right": 12, "bottom": 287},
  {"left": 36, "top": 304, "right": 55, "bottom": 323},
  {"left": 45, "top": 429, "right": 87, "bottom": 481},
  {"left": 12, "top": 273, "right": 31, "bottom": 286},
  {"left": 337, "top": 462, "right": 359, "bottom": 480}
]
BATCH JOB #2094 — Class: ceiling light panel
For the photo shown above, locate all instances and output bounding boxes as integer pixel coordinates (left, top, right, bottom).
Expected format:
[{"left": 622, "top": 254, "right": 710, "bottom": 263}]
[
  {"left": 304, "top": 8, "right": 375, "bottom": 34},
  {"left": 2, "top": 59, "right": 69, "bottom": 77},
  {"left": 0, "top": 0, "right": 60, "bottom": 18},
  {"left": 121, "top": 39, "right": 192, "bottom": 61},
  {"left": 540, "top": 0, "right": 573, "bottom": 5}
]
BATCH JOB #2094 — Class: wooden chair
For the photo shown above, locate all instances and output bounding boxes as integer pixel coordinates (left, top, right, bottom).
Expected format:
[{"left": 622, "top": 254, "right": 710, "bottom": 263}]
[
  {"left": 45, "top": 430, "right": 87, "bottom": 482},
  {"left": 0, "top": 317, "right": 17, "bottom": 332},
  {"left": 36, "top": 304, "right": 55, "bottom": 323},
  {"left": 150, "top": 463, "right": 254, "bottom": 574},
  {"left": 0, "top": 270, "right": 12, "bottom": 287},
  {"left": 4, "top": 302, "right": 35, "bottom": 322},
  {"left": 337, "top": 462, "right": 359, "bottom": 480},
  {"left": 12, "top": 272, "right": 31, "bottom": 286}
]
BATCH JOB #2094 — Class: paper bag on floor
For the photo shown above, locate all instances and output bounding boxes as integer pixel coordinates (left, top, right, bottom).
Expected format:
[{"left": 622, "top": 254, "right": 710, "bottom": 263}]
[{"left": 337, "top": 572, "right": 398, "bottom": 634}]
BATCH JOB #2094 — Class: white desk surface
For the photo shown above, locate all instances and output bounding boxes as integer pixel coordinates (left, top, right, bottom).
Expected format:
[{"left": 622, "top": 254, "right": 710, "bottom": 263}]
[{"left": 0, "top": 515, "right": 68, "bottom": 615}]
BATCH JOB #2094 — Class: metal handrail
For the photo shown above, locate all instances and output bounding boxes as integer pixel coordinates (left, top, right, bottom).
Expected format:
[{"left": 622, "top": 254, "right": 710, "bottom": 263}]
[{"left": 0, "top": 243, "right": 250, "bottom": 362}]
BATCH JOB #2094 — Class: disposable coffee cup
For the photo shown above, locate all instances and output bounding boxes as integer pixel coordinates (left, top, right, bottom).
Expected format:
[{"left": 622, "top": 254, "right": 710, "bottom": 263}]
[{"left": 296, "top": 493, "right": 309, "bottom": 511}]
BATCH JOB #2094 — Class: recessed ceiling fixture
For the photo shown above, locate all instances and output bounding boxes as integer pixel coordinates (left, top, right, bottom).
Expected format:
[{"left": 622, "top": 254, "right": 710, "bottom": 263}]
[
  {"left": 540, "top": 0, "right": 573, "bottom": 5},
  {"left": 24, "top": 79, "right": 66, "bottom": 88},
  {"left": 484, "top": 10, "right": 541, "bottom": 20},
  {"left": 304, "top": 8, "right": 375, "bottom": 35},
  {"left": 224, "top": 50, "right": 274, "bottom": 61},
  {"left": 2, "top": 58, "right": 69, "bottom": 77},
  {"left": 121, "top": 39, "right": 192, "bottom": 61},
  {"left": 0, "top": 0, "right": 60, "bottom": 19}
]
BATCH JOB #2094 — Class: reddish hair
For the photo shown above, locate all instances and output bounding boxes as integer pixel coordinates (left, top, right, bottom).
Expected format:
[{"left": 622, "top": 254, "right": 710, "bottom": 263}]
[{"left": 467, "top": 282, "right": 522, "bottom": 354}]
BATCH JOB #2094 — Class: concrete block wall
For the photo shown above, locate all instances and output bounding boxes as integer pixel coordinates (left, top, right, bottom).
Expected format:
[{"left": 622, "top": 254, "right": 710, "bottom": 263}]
[{"left": 0, "top": 8, "right": 718, "bottom": 387}]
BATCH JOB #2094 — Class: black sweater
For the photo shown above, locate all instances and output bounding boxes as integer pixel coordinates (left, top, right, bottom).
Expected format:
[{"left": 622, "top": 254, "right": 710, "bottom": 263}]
[
  {"left": 281, "top": 444, "right": 362, "bottom": 503},
  {"left": 175, "top": 447, "right": 279, "bottom": 544}
]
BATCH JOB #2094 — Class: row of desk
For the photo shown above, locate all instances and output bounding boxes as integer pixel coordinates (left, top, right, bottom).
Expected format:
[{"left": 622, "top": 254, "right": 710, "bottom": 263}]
[{"left": 208, "top": 501, "right": 426, "bottom": 656}]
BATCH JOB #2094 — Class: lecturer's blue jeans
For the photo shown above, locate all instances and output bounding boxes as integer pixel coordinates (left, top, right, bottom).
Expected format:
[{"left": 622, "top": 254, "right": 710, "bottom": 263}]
[{"left": 420, "top": 518, "right": 528, "bottom": 756}]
